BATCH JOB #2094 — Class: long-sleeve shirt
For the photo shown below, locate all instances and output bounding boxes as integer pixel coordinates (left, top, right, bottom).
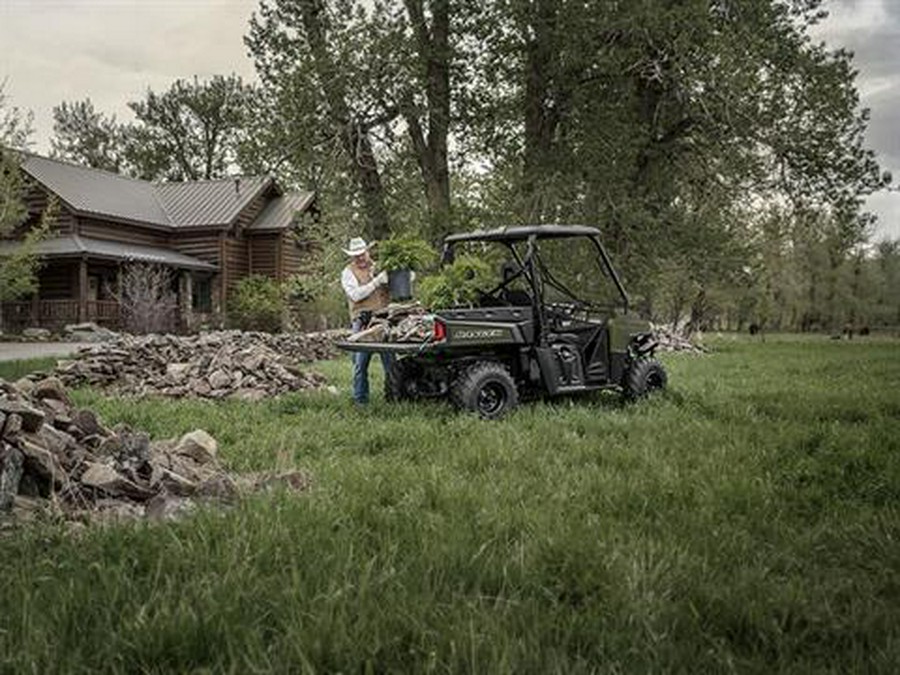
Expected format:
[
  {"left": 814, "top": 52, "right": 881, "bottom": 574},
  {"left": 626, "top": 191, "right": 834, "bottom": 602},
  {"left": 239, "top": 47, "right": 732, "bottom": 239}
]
[{"left": 341, "top": 265, "right": 379, "bottom": 303}]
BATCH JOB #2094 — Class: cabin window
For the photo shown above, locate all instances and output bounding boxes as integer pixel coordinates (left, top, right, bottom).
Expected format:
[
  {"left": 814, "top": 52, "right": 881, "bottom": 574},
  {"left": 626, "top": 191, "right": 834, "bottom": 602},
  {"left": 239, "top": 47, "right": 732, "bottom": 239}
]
[{"left": 193, "top": 276, "right": 212, "bottom": 312}]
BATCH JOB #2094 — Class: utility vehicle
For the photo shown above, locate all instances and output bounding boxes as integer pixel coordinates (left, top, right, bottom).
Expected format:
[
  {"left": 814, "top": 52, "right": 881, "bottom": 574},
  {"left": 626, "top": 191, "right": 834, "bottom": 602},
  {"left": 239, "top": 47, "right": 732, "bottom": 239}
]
[{"left": 338, "top": 225, "right": 666, "bottom": 418}]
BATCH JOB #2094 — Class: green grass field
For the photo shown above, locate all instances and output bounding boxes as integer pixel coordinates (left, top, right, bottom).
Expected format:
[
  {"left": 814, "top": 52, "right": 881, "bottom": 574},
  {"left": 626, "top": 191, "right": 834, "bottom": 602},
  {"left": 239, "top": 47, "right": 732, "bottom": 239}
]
[{"left": 1, "top": 337, "right": 898, "bottom": 673}]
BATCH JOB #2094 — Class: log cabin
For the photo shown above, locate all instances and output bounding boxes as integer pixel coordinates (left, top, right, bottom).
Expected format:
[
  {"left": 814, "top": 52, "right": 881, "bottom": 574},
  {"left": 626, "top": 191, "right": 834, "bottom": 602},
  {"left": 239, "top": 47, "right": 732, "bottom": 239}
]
[{"left": 0, "top": 154, "right": 317, "bottom": 332}]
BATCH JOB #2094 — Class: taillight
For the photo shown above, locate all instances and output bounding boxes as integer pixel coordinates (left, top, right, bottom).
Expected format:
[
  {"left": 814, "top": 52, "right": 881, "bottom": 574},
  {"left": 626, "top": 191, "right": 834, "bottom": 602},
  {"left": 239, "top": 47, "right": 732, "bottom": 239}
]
[{"left": 432, "top": 319, "right": 447, "bottom": 341}]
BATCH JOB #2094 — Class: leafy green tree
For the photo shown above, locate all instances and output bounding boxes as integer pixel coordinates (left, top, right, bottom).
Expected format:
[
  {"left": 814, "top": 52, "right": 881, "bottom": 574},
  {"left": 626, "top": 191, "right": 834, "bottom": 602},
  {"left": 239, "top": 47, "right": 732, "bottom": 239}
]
[
  {"left": 0, "top": 83, "right": 52, "bottom": 330},
  {"left": 127, "top": 74, "right": 254, "bottom": 180},
  {"left": 50, "top": 99, "right": 125, "bottom": 172},
  {"left": 51, "top": 75, "right": 254, "bottom": 181}
]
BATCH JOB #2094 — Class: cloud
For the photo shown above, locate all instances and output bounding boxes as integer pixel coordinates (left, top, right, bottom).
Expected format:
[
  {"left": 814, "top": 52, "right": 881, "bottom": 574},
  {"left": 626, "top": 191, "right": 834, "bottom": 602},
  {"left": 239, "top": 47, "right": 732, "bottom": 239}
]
[
  {"left": 811, "top": 0, "right": 900, "bottom": 238},
  {"left": 0, "top": 0, "right": 258, "bottom": 148}
]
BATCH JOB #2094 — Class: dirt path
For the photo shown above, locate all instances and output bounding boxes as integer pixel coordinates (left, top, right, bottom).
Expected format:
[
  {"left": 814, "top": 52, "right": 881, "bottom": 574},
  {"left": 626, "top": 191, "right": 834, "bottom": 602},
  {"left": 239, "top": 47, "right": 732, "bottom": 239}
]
[{"left": 0, "top": 342, "right": 93, "bottom": 362}]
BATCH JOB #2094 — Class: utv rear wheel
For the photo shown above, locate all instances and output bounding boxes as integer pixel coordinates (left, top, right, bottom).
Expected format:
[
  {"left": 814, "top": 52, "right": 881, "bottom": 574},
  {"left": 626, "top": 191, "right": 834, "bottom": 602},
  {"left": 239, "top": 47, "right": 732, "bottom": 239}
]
[
  {"left": 624, "top": 358, "right": 667, "bottom": 400},
  {"left": 451, "top": 361, "right": 519, "bottom": 419},
  {"left": 385, "top": 358, "right": 421, "bottom": 401}
]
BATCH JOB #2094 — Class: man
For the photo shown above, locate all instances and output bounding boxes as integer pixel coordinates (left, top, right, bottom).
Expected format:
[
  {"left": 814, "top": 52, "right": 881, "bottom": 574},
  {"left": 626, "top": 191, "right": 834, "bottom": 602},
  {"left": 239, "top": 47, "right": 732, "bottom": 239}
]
[{"left": 341, "top": 236, "right": 393, "bottom": 404}]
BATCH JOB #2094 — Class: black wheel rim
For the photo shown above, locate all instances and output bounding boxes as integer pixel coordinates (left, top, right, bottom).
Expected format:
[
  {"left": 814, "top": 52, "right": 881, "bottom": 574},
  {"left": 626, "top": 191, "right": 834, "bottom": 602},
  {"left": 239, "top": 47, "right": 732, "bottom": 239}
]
[
  {"left": 646, "top": 371, "right": 664, "bottom": 391},
  {"left": 477, "top": 381, "right": 507, "bottom": 415}
]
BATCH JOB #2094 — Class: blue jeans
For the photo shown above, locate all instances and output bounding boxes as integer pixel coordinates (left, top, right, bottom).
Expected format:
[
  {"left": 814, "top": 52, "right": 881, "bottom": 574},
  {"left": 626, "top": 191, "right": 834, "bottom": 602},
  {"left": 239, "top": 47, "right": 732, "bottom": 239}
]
[{"left": 351, "top": 318, "right": 393, "bottom": 403}]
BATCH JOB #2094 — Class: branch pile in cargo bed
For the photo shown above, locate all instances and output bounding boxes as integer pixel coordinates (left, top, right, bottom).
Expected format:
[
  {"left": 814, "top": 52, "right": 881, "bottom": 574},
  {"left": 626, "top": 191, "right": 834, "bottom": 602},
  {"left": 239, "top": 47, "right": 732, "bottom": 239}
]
[
  {"left": 51, "top": 330, "right": 345, "bottom": 399},
  {"left": 0, "top": 377, "right": 310, "bottom": 525},
  {"left": 347, "top": 304, "right": 433, "bottom": 343}
]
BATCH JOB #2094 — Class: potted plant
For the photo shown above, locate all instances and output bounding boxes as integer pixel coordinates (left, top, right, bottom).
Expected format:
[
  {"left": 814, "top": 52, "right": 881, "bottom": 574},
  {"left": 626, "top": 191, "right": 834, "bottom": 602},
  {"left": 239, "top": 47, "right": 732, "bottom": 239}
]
[{"left": 377, "top": 235, "right": 436, "bottom": 301}]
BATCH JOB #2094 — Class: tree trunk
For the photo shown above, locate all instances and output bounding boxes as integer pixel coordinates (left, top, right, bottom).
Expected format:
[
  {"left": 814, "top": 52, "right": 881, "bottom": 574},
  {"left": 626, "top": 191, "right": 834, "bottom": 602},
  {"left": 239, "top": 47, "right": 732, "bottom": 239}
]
[
  {"left": 299, "top": 0, "right": 390, "bottom": 241},
  {"left": 402, "top": 0, "right": 451, "bottom": 241},
  {"left": 521, "top": 0, "right": 563, "bottom": 223}
]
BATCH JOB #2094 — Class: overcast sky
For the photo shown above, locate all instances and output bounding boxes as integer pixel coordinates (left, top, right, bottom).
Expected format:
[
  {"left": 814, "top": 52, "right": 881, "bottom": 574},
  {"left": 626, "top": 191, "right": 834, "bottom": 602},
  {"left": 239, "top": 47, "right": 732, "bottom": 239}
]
[{"left": 1, "top": 0, "right": 898, "bottom": 239}]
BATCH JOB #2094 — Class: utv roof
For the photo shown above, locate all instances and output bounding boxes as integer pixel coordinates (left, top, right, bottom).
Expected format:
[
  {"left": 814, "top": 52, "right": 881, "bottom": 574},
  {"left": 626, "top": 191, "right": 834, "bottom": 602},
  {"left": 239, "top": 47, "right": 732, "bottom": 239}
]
[{"left": 445, "top": 224, "right": 601, "bottom": 243}]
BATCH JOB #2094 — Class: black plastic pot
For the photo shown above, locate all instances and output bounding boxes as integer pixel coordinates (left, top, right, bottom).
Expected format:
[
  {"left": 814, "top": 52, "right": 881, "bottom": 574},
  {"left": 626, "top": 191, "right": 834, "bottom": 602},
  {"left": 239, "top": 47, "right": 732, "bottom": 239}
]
[{"left": 388, "top": 268, "right": 413, "bottom": 301}]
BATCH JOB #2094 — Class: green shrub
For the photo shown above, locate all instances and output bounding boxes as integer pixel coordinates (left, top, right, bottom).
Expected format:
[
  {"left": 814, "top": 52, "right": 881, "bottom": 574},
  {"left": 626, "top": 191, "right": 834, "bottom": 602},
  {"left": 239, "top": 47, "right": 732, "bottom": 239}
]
[
  {"left": 419, "top": 254, "right": 494, "bottom": 309},
  {"left": 229, "top": 275, "right": 284, "bottom": 332}
]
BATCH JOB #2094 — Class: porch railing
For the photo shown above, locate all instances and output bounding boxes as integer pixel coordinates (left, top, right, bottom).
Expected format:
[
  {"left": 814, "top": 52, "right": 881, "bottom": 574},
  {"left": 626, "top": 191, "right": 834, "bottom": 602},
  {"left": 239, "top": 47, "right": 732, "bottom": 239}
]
[{"left": 1, "top": 299, "right": 120, "bottom": 332}]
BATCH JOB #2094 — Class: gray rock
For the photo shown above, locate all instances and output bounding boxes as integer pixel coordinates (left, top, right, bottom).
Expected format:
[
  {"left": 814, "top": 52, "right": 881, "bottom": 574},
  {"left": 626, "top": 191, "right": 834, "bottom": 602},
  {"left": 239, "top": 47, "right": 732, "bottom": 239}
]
[
  {"left": 174, "top": 430, "right": 218, "bottom": 465},
  {"left": 3, "top": 413, "right": 22, "bottom": 438},
  {"left": 18, "top": 436, "right": 68, "bottom": 487},
  {"left": 165, "top": 363, "right": 191, "bottom": 384},
  {"left": 33, "top": 377, "right": 71, "bottom": 406},
  {"left": 80, "top": 462, "right": 153, "bottom": 500},
  {"left": 63, "top": 322, "right": 117, "bottom": 343},
  {"left": 190, "top": 379, "right": 211, "bottom": 397},
  {"left": 22, "top": 327, "right": 51, "bottom": 340},
  {"left": 13, "top": 378, "right": 36, "bottom": 395},
  {"left": 0, "top": 400, "right": 44, "bottom": 433},
  {"left": 208, "top": 369, "right": 231, "bottom": 390},
  {"left": 73, "top": 409, "right": 103, "bottom": 437},
  {"left": 0, "top": 443, "right": 24, "bottom": 511}
]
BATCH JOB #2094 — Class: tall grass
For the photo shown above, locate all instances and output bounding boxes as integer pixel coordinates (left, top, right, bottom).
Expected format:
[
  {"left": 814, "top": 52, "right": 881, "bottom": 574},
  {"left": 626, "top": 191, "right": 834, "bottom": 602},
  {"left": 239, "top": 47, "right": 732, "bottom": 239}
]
[
  {"left": 1, "top": 337, "right": 898, "bottom": 673},
  {"left": 0, "top": 357, "right": 57, "bottom": 381}
]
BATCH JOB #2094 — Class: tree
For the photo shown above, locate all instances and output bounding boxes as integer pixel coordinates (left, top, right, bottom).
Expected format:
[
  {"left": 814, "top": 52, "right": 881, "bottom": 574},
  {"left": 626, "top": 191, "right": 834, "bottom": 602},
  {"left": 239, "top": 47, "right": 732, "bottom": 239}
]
[
  {"left": 50, "top": 99, "right": 125, "bottom": 172},
  {"left": 0, "top": 83, "right": 52, "bottom": 332},
  {"left": 51, "top": 75, "right": 254, "bottom": 181},
  {"left": 247, "top": 0, "right": 396, "bottom": 240},
  {"left": 127, "top": 74, "right": 254, "bottom": 180}
]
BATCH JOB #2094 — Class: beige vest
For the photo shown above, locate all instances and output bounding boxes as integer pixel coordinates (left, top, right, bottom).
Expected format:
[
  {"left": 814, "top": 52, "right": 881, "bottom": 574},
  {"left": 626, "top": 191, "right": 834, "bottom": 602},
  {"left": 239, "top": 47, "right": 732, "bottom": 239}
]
[{"left": 346, "top": 264, "right": 390, "bottom": 319}]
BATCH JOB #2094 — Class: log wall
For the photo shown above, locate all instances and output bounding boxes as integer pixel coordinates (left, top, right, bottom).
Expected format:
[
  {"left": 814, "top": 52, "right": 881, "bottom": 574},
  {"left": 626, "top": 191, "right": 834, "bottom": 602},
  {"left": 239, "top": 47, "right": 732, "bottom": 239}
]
[
  {"left": 170, "top": 232, "right": 221, "bottom": 265},
  {"left": 78, "top": 217, "right": 168, "bottom": 246}
]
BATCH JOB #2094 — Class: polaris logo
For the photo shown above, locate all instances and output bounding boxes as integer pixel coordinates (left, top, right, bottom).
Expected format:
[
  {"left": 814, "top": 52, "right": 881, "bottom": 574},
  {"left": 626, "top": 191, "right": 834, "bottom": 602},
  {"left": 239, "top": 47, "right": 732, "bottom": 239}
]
[{"left": 454, "top": 328, "right": 505, "bottom": 340}]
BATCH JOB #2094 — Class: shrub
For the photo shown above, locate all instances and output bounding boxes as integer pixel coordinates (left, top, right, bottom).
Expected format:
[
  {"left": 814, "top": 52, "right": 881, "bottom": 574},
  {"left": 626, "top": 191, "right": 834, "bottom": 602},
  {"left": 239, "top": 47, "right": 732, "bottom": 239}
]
[
  {"left": 418, "top": 254, "right": 494, "bottom": 309},
  {"left": 230, "top": 275, "right": 284, "bottom": 332}
]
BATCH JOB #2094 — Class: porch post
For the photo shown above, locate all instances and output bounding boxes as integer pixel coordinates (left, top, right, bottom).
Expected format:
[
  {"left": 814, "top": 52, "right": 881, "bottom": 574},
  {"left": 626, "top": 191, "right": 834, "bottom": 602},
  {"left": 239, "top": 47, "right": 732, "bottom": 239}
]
[
  {"left": 116, "top": 264, "right": 123, "bottom": 328},
  {"left": 78, "top": 257, "right": 88, "bottom": 323},
  {"left": 180, "top": 270, "right": 193, "bottom": 332}
]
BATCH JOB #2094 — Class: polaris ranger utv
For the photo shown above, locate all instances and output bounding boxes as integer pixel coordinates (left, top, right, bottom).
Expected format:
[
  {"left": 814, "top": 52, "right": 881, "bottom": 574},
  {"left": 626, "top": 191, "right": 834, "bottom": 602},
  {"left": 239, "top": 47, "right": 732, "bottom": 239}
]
[{"left": 338, "top": 225, "right": 666, "bottom": 418}]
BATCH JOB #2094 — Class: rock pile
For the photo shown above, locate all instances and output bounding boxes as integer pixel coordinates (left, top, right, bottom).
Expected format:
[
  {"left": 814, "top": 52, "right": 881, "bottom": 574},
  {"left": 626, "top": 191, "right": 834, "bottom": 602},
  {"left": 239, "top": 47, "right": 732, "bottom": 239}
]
[
  {"left": 0, "top": 376, "right": 310, "bottom": 525},
  {"left": 51, "top": 330, "right": 344, "bottom": 400},
  {"left": 651, "top": 324, "right": 708, "bottom": 354}
]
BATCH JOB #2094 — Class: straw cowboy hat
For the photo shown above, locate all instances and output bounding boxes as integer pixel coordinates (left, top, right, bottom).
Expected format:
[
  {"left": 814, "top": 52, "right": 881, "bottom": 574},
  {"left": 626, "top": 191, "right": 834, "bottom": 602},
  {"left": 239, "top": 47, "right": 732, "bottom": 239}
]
[{"left": 342, "top": 237, "right": 371, "bottom": 256}]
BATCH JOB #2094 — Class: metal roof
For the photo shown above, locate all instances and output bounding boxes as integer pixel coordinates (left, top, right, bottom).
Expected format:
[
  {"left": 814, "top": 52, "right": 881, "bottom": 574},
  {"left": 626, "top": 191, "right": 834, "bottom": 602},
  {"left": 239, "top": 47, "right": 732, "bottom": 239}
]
[
  {"left": 445, "top": 225, "right": 602, "bottom": 243},
  {"left": 0, "top": 235, "right": 217, "bottom": 271},
  {"left": 23, "top": 154, "right": 171, "bottom": 227},
  {"left": 21, "top": 155, "right": 309, "bottom": 230},
  {"left": 247, "top": 191, "right": 316, "bottom": 231},
  {"left": 155, "top": 176, "right": 272, "bottom": 227}
]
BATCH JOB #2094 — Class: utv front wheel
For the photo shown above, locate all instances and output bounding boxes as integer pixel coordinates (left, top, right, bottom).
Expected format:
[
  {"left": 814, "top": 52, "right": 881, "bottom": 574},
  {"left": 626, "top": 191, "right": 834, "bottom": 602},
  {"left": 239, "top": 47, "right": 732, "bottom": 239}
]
[
  {"left": 451, "top": 361, "right": 519, "bottom": 419},
  {"left": 624, "top": 358, "right": 667, "bottom": 401}
]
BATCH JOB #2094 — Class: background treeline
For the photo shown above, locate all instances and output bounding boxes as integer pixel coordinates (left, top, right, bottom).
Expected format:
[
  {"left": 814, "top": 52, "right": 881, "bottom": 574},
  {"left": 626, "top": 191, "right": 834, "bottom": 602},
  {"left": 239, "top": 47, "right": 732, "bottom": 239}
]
[{"left": 47, "top": 0, "right": 898, "bottom": 333}]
